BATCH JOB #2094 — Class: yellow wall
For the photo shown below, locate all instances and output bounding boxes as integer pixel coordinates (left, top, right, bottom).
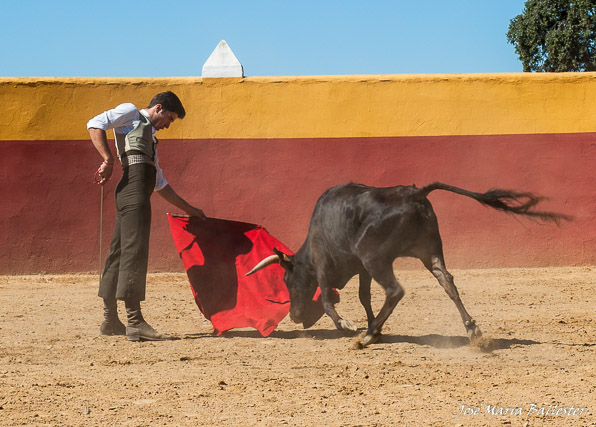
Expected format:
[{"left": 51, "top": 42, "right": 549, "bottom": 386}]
[
  {"left": 2, "top": 73, "right": 596, "bottom": 141},
  {"left": 1, "top": 73, "right": 595, "bottom": 273}
]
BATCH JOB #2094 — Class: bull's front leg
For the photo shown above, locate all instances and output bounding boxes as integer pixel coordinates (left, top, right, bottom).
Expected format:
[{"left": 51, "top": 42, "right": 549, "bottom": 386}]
[
  {"left": 361, "top": 265, "right": 405, "bottom": 347},
  {"left": 321, "top": 287, "right": 357, "bottom": 333},
  {"left": 358, "top": 272, "right": 375, "bottom": 328}
]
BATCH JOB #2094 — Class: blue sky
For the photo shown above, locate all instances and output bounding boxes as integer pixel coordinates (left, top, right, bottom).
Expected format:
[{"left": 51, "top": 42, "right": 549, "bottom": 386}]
[{"left": 1, "top": 0, "right": 526, "bottom": 77}]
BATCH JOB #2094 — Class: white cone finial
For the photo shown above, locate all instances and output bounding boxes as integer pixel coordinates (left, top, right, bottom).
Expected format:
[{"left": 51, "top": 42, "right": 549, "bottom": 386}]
[{"left": 202, "top": 40, "right": 244, "bottom": 78}]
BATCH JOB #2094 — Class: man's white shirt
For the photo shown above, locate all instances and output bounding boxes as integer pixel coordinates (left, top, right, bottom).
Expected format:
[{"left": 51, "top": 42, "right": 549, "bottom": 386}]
[{"left": 87, "top": 103, "right": 168, "bottom": 191}]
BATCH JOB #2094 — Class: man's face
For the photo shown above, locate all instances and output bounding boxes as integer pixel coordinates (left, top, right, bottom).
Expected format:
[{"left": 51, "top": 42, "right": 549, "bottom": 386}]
[{"left": 151, "top": 105, "right": 179, "bottom": 130}]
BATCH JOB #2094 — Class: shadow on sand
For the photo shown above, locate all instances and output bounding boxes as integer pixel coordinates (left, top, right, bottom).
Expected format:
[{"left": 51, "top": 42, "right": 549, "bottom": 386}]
[
  {"left": 184, "top": 329, "right": 541, "bottom": 351},
  {"left": 183, "top": 328, "right": 350, "bottom": 341},
  {"left": 378, "top": 334, "right": 541, "bottom": 351}
]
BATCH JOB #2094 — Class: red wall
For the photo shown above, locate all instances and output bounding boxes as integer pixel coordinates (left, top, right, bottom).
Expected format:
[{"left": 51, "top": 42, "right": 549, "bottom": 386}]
[{"left": 1, "top": 133, "right": 593, "bottom": 274}]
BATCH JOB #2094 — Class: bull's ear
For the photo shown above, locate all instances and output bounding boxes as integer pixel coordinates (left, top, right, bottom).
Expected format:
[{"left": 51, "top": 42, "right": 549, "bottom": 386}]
[{"left": 273, "top": 247, "right": 293, "bottom": 269}]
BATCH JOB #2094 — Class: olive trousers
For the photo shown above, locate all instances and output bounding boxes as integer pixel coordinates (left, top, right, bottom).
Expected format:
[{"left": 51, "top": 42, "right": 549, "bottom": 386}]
[{"left": 99, "top": 163, "right": 156, "bottom": 302}]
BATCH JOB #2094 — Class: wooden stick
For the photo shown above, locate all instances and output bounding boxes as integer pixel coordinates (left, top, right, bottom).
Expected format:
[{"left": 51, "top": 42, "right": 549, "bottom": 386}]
[{"left": 99, "top": 184, "right": 104, "bottom": 285}]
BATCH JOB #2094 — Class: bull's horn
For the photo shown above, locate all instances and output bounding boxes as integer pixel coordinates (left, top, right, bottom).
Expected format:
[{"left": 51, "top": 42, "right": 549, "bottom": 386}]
[{"left": 245, "top": 254, "right": 280, "bottom": 276}]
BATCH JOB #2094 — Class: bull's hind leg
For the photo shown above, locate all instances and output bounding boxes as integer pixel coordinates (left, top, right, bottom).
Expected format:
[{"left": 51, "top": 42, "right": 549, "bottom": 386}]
[
  {"left": 424, "top": 255, "right": 482, "bottom": 341},
  {"left": 361, "top": 263, "right": 405, "bottom": 346}
]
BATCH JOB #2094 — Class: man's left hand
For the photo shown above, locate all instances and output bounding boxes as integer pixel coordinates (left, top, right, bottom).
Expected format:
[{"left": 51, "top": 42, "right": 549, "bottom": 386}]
[{"left": 186, "top": 207, "right": 207, "bottom": 220}]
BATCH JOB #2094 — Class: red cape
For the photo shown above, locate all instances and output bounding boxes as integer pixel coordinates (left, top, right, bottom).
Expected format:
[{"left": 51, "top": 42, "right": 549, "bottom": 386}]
[{"left": 168, "top": 215, "right": 293, "bottom": 336}]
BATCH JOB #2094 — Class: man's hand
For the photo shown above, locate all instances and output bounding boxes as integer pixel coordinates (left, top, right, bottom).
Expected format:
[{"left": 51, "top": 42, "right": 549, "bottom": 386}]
[
  {"left": 185, "top": 206, "right": 207, "bottom": 220},
  {"left": 89, "top": 128, "right": 114, "bottom": 184},
  {"left": 157, "top": 184, "right": 207, "bottom": 220},
  {"left": 95, "top": 161, "right": 113, "bottom": 184}
]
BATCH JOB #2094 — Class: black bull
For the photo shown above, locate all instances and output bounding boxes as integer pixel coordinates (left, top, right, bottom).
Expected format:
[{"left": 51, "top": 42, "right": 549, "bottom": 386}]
[{"left": 246, "top": 182, "right": 570, "bottom": 347}]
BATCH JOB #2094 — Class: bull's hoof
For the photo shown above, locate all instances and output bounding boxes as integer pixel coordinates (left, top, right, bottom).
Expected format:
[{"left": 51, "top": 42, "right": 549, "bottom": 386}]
[
  {"left": 359, "top": 333, "right": 380, "bottom": 348},
  {"left": 465, "top": 320, "right": 482, "bottom": 341},
  {"left": 339, "top": 319, "right": 357, "bottom": 332}
]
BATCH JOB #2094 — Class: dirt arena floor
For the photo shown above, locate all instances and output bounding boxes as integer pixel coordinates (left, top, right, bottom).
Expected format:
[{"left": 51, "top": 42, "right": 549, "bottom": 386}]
[{"left": 0, "top": 266, "right": 594, "bottom": 426}]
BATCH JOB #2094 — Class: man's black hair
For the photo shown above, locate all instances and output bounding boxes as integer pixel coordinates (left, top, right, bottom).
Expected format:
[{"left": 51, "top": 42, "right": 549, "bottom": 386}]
[{"left": 147, "top": 91, "right": 186, "bottom": 119}]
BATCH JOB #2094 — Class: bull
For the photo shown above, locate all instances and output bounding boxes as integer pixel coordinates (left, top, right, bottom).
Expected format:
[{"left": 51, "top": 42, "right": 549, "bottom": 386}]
[{"left": 246, "top": 182, "right": 569, "bottom": 347}]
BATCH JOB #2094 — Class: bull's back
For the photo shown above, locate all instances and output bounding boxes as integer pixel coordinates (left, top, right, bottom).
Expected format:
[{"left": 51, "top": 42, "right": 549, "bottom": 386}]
[{"left": 308, "top": 183, "right": 424, "bottom": 249}]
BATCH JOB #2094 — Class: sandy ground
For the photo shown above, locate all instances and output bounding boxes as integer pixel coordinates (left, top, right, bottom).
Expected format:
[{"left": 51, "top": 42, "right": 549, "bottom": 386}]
[{"left": 0, "top": 266, "right": 594, "bottom": 426}]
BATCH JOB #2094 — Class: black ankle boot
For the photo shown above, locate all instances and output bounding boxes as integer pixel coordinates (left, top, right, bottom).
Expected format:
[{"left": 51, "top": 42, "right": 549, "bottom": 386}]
[
  {"left": 125, "top": 299, "right": 175, "bottom": 342},
  {"left": 99, "top": 298, "right": 126, "bottom": 336}
]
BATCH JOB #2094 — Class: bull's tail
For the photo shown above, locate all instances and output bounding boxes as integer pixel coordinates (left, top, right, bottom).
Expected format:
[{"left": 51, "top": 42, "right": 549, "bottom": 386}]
[{"left": 416, "top": 182, "right": 572, "bottom": 225}]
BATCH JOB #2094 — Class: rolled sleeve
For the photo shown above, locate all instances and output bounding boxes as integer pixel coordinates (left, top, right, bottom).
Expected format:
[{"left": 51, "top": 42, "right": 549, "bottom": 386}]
[
  {"left": 154, "top": 151, "right": 169, "bottom": 191},
  {"left": 87, "top": 103, "right": 139, "bottom": 131}
]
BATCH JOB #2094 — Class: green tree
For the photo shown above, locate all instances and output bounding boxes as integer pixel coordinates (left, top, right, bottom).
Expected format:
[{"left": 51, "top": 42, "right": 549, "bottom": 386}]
[{"left": 507, "top": 0, "right": 596, "bottom": 72}]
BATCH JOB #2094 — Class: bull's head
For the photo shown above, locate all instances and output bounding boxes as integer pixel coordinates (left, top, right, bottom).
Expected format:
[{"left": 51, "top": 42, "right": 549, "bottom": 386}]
[{"left": 246, "top": 248, "right": 318, "bottom": 325}]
